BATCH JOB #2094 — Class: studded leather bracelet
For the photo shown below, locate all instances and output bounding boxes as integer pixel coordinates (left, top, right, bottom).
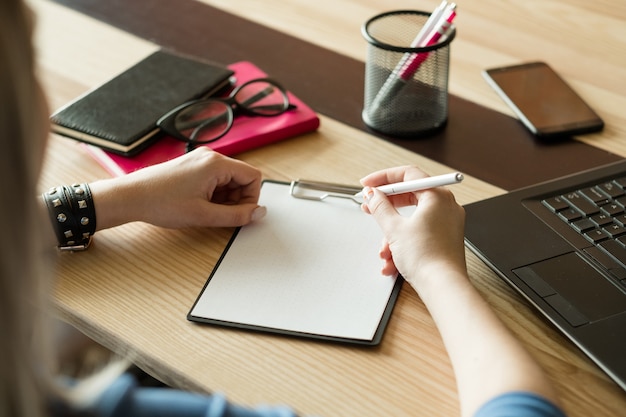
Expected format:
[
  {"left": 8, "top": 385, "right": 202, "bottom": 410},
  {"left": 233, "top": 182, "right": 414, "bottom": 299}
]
[{"left": 42, "top": 183, "right": 96, "bottom": 251}]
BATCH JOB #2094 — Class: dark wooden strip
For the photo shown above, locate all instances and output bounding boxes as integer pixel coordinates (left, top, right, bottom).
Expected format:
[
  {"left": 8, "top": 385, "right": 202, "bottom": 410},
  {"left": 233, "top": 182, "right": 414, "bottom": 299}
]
[{"left": 52, "top": 0, "right": 623, "bottom": 190}]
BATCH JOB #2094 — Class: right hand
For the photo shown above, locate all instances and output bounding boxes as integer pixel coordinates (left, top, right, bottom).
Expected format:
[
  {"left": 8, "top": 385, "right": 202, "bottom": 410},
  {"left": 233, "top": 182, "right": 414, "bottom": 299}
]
[{"left": 360, "top": 166, "right": 467, "bottom": 292}]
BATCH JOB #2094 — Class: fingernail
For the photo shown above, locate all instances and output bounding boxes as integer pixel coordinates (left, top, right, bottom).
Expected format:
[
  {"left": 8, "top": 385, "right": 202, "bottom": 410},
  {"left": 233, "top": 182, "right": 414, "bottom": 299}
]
[
  {"left": 251, "top": 206, "right": 267, "bottom": 221},
  {"left": 362, "top": 187, "right": 374, "bottom": 202}
]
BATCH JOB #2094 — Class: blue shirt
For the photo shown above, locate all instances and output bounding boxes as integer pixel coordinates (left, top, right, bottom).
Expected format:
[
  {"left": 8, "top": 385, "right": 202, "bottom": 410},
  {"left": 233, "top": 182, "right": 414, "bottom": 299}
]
[
  {"left": 91, "top": 374, "right": 297, "bottom": 417},
  {"left": 474, "top": 391, "right": 567, "bottom": 417},
  {"left": 88, "top": 373, "right": 567, "bottom": 417}
]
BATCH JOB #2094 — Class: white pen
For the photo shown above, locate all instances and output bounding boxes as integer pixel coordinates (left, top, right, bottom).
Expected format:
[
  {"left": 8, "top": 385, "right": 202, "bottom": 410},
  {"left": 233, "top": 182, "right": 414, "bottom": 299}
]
[{"left": 355, "top": 172, "right": 463, "bottom": 199}]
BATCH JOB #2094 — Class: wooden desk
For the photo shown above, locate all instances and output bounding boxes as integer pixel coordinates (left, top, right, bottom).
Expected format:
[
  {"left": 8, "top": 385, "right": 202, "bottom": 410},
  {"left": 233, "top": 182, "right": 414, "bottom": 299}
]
[{"left": 33, "top": 0, "right": 625, "bottom": 416}]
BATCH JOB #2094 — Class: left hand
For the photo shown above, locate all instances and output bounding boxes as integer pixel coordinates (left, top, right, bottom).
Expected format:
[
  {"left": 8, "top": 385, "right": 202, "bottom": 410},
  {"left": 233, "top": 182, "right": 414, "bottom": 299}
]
[{"left": 89, "top": 148, "right": 265, "bottom": 230}]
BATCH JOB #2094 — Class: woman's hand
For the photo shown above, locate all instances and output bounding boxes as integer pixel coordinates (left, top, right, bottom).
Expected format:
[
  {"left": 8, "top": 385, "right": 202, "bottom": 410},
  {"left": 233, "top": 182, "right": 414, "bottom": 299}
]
[
  {"left": 360, "top": 165, "right": 466, "bottom": 292},
  {"left": 89, "top": 148, "right": 266, "bottom": 230},
  {"left": 361, "top": 167, "right": 559, "bottom": 416}
]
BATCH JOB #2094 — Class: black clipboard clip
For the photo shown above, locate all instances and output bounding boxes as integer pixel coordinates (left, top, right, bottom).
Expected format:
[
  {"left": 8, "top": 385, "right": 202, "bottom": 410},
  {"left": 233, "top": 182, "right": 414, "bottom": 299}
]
[{"left": 289, "top": 180, "right": 363, "bottom": 204}]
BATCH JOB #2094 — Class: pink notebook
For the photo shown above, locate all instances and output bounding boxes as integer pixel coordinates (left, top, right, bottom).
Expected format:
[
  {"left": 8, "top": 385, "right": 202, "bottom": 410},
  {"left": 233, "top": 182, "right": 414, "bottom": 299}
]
[{"left": 85, "top": 61, "right": 320, "bottom": 176}]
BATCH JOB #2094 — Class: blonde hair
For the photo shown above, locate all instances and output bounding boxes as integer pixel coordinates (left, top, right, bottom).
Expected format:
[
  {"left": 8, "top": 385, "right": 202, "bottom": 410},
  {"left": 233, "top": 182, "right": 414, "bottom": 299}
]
[
  {"left": 0, "top": 1, "right": 75, "bottom": 415},
  {"left": 0, "top": 2, "right": 131, "bottom": 415}
]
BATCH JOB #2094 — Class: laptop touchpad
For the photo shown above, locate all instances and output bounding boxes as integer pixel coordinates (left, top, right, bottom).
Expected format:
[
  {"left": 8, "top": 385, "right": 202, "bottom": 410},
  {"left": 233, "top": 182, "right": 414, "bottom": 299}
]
[{"left": 513, "top": 252, "right": 626, "bottom": 327}]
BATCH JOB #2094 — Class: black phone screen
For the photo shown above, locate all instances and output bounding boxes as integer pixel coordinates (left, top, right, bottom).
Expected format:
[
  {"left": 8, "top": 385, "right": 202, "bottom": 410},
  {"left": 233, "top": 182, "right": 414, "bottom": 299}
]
[{"left": 484, "top": 62, "right": 604, "bottom": 138}]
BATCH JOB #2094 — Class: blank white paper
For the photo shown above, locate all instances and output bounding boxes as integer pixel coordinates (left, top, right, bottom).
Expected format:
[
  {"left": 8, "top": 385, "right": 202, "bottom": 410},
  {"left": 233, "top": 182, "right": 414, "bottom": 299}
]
[{"left": 189, "top": 181, "right": 398, "bottom": 341}]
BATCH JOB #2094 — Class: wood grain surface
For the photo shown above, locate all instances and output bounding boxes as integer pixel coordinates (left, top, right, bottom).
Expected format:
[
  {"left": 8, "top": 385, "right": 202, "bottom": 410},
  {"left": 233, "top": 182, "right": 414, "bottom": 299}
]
[{"left": 32, "top": 1, "right": 626, "bottom": 416}]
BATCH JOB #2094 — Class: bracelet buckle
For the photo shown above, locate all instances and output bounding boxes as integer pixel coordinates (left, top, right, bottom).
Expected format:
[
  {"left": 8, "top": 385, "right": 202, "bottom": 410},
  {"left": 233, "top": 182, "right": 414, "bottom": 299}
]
[{"left": 58, "top": 236, "right": 93, "bottom": 252}]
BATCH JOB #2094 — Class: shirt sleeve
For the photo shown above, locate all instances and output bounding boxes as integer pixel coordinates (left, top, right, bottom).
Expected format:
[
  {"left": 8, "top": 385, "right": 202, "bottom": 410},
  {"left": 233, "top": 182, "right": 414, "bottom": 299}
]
[
  {"left": 473, "top": 391, "right": 568, "bottom": 417},
  {"left": 90, "top": 373, "right": 299, "bottom": 417}
]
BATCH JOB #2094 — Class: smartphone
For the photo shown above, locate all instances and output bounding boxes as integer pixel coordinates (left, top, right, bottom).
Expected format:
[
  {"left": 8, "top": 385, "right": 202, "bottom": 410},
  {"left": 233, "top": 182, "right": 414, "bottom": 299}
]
[{"left": 483, "top": 62, "right": 604, "bottom": 139}]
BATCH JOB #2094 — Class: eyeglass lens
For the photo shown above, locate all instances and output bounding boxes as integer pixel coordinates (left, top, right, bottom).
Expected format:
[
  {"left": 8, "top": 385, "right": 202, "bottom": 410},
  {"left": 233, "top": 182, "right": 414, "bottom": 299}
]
[
  {"left": 173, "top": 79, "right": 289, "bottom": 144},
  {"left": 235, "top": 82, "right": 289, "bottom": 116}
]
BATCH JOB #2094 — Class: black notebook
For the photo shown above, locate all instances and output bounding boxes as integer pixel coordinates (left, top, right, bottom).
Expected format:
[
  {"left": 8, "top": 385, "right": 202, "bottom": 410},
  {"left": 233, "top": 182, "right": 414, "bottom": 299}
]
[{"left": 50, "top": 50, "right": 234, "bottom": 155}]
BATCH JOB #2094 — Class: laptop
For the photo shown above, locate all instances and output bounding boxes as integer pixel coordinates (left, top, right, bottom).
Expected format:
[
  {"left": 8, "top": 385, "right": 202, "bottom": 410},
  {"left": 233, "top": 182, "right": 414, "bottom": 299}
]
[{"left": 464, "top": 159, "right": 626, "bottom": 391}]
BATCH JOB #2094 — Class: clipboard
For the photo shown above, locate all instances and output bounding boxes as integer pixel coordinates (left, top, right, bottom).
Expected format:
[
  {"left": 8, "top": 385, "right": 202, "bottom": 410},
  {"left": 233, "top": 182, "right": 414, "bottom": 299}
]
[{"left": 187, "top": 180, "right": 403, "bottom": 345}]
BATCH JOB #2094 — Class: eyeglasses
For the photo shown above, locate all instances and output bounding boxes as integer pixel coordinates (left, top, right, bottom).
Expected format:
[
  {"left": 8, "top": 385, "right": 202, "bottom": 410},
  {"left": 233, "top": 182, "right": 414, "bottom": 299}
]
[{"left": 156, "top": 78, "right": 297, "bottom": 152}]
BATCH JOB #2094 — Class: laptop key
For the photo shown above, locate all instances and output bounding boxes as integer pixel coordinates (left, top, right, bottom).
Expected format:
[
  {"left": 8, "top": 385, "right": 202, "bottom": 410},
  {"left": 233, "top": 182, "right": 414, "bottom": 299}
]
[
  {"left": 598, "top": 182, "right": 625, "bottom": 198},
  {"left": 603, "top": 224, "right": 626, "bottom": 239},
  {"left": 585, "top": 246, "right": 622, "bottom": 270},
  {"left": 559, "top": 208, "right": 583, "bottom": 222},
  {"left": 590, "top": 213, "right": 613, "bottom": 226},
  {"left": 615, "top": 196, "right": 626, "bottom": 207},
  {"left": 542, "top": 196, "right": 569, "bottom": 212},
  {"left": 614, "top": 177, "right": 626, "bottom": 189},
  {"left": 585, "top": 229, "right": 609, "bottom": 244},
  {"left": 563, "top": 191, "right": 600, "bottom": 216},
  {"left": 572, "top": 218, "right": 596, "bottom": 233},
  {"left": 580, "top": 187, "right": 610, "bottom": 205},
  {"left": 584, "top": 247, "right": 626, "bottom": 283},
  {"left": 601, "top": 203, "right": 624, "bottom": 217},
  {"left": 613, "top": 214, "right": 626, "bottom": 227},
  {"left": 610, "top": 268, "right": 626, "bottom": 280},
  {"left": 599, "top": 240, "right": 626, "bottom": 268}
]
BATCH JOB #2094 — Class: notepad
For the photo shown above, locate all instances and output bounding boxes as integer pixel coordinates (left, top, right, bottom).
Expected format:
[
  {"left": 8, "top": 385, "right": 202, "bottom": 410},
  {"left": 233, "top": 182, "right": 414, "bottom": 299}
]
[
  {"left": 187, "top": 180, "right": 402, "bottom": 345},
  {"left": 85, "top": 61, "right": 320, "bottom": 176}
]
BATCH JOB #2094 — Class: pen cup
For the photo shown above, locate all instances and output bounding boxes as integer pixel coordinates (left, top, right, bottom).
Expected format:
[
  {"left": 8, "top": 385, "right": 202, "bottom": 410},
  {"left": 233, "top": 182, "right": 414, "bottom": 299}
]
[{"left": 361, "top": 10, "right": 456, "bottom": 137}]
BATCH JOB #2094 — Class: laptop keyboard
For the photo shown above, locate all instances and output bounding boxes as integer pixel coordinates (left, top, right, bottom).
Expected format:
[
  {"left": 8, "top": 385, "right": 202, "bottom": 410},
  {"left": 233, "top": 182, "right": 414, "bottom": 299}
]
[{"left": 542, "top": 177, "right": 626, "bottom": 290}]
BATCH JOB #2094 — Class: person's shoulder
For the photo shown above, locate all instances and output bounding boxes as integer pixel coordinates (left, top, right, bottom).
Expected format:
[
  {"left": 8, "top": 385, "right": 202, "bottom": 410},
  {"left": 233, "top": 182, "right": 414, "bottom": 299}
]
[{"left": 473, "top": 391, "right": 567, "bottom": 417}]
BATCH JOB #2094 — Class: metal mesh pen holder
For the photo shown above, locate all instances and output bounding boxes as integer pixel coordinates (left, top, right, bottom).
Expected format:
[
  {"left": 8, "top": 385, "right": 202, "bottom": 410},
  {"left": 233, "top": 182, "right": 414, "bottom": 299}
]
[{"left": 362, "top": 10, "right": 456, "bottom": 137}]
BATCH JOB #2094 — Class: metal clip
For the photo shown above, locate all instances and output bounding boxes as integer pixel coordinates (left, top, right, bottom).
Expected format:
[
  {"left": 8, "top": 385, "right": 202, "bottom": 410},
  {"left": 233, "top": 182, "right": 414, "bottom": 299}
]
[{"left": 289, "top": 180, "right": 363, "bottom": 204}]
